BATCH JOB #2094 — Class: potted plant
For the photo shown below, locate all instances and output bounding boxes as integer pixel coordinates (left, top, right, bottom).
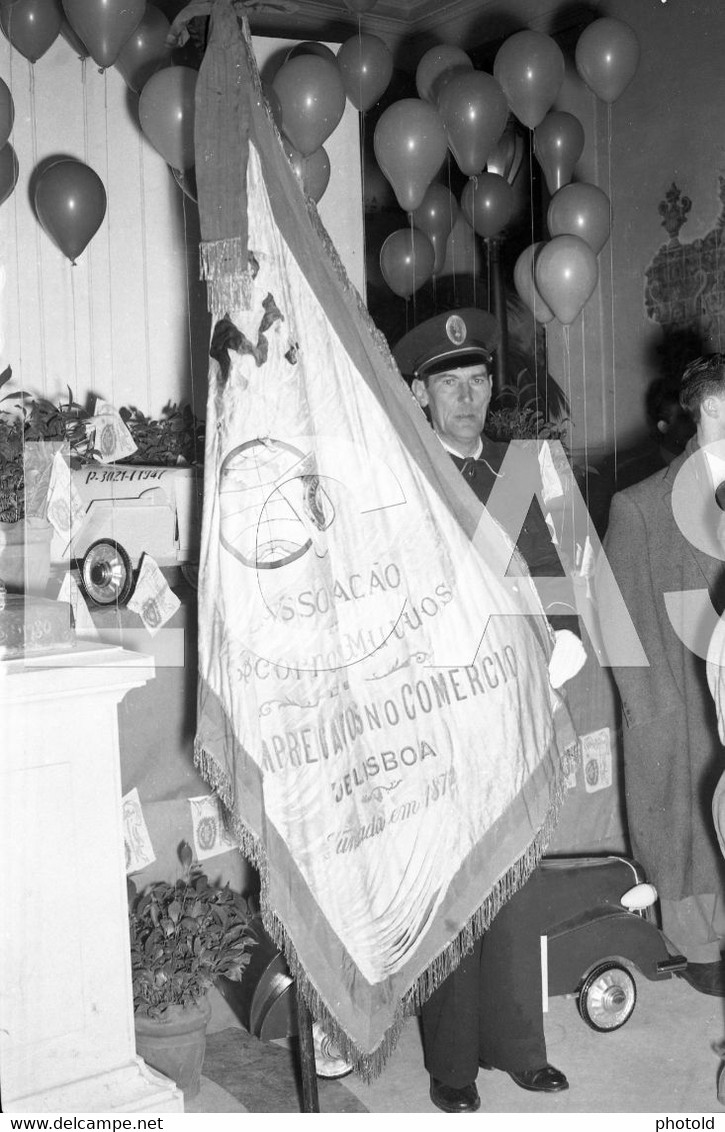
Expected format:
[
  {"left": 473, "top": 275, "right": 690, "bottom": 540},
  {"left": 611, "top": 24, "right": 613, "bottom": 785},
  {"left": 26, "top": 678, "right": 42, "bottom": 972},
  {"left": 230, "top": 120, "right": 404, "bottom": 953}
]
[{"left": 128, "top": 841, "right": 256, "bottom": 1100}]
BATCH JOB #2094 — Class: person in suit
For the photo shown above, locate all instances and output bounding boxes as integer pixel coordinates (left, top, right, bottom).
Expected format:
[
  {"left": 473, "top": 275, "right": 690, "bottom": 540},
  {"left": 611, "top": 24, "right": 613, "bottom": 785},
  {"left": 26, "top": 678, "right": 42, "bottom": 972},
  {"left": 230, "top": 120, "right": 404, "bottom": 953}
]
[
  {"left": 598, "top": 353, "right": 725, "bottom": 996},
  {"left": 393, "top": 308, "right": 585, "bottom": 1114}
]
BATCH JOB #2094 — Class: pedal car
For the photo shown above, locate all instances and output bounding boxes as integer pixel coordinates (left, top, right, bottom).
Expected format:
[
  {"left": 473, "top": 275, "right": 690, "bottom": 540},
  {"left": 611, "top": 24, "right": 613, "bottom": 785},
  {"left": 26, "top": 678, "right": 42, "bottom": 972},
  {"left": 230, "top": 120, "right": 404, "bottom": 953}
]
[
  {"left": 219, "top": 855, "right": 687, "bottom": 1043},
  {"left": 540, "top": 855, "right": 687, "bottom": 1031},
  {"left": 51, "top": 462, "right": 203, "bottom": 605}
]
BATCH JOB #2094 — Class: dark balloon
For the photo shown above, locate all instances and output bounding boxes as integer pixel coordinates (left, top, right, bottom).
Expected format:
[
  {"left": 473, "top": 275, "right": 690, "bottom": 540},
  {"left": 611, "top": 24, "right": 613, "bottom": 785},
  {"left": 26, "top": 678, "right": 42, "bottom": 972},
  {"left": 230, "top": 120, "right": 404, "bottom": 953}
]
[
  {"left": 0, "top": 76, "right": 13, "bottom": 149},
  {"left": 437, "top": 70, "right": 508, "bottom": 178},
  {"left": 547, "top": 181, "right": 611, "bottom": 255},
  {"left": 460, "top": 172, "right": 515, "bottom": 239},
  {"left": 286, "top": 41, "right": 337, "bottom": 65},
  {"left": 282, "top": 136, "right": 331, "bottom": 204},
  {"left": 415, "top": 44, "right": 472, "bottom": 103},
  {"left": 513, "top": 242, "right": 554, "bottom": 324},
  {"left": 336, "top": 32, "right": 393, "bottom": 112},
  {"left": 0, "top": 142, "right": 18, "bottom": 206},
  {"left": 411, "top": 183, "right": 459, "bottom": 276},
  {"left": 493, "top": 30, "right": 565, "bottom": 130},
  {"left": 0, "top": 0, "right": 62, "bottom": 63},
  {"left": 380, "top": 227, "right": 435, "bottom": 299},
  {"left": 272, "top": 55, "right": 346, "bottom": 157},
  {"left": 373, "top": 98, "right": 447, "bottom": 212},
  {"left": 35, "top": 158, "right": 107, "bottom": 263},
  {"left": 62, "top": 0, "right": 145, "bottom": 69},
  {"left": 534, "top": 234, "right": 599, "bottom": 325},
  {"left": 575, "top": 17, "right": 640, "bottom": 104},
  {"left": 533, "top": 111, "right": 585, "bottom": 195},
  {"left": 139, "top": 66, "right": 197, "bottom": 171},
  {"left": 115, "top": 4, "right": 172, "bottom": 93}
]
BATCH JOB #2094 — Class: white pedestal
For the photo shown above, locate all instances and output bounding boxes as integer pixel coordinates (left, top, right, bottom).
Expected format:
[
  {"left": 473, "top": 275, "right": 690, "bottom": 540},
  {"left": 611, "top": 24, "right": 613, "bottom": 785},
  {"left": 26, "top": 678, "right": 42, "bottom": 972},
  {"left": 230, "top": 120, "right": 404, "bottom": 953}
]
[{"left": 0, "top": 643, "right": 184, "bottom": 1113}]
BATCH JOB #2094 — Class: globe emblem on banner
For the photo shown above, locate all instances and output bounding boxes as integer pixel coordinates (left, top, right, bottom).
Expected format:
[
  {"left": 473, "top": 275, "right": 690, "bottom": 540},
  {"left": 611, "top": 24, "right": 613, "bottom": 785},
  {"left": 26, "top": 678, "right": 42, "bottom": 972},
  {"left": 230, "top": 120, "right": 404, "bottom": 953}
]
[{"left": 219, "top": 438, "right": 335, "bottom": 571}]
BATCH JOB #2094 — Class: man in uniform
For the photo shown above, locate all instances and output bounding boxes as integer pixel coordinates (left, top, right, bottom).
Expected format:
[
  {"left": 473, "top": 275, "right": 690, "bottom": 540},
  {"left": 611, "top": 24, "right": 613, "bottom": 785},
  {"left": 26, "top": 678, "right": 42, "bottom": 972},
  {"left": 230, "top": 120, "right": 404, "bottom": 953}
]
[{"left": 393, "top": 308, "right": 585, "bottom": 1114}]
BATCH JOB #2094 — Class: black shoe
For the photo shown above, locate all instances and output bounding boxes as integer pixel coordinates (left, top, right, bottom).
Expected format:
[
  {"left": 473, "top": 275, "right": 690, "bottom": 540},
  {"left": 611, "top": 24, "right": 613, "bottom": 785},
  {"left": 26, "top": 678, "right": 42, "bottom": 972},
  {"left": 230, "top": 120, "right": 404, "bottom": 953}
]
[
  {"left": 506, "top": 1065, "right": 569, "bottom": 1093},
  {"left": 677, "top": 961, "right": 725, "bottom": 997},
  {"left": 429, "top": 1077, "right": 481, "bottom": 1113}
]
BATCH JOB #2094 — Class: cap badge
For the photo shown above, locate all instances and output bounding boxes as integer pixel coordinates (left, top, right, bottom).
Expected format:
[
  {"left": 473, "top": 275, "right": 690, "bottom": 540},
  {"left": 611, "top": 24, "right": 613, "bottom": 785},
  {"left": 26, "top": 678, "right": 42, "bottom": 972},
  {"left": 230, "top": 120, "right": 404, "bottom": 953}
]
[{"left": 446, "top": 314, "right": 467, "bottom": 346}]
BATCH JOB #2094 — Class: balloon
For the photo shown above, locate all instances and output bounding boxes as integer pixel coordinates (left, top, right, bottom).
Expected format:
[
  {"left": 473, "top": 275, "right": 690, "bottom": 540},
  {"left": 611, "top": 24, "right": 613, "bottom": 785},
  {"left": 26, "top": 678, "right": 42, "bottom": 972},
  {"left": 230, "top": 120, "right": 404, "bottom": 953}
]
[
  {"left": 533, "top": 111, "right": 585, "bottom": 196},
  {"left": 60, "top": 17, "right": 87, "bottom": 59},
  {"left": 34, "top": 158, "right": 107, "bottom": 263},
  {"left": 0, "top": 0, "right": 62, "bottom": 63},
  {"left": 139, "top": 66, "right": 197, "bottom": 170},
  {"left": 437, "top": 70, "right": 508, "bottom": 177},
  {"left": 547, "top": 181, "right": 611, "bottom": 255},
  {"left": 337, "top": 32, "right": 393, "bottom": 112},
  {"left": 411, "top": 182, "right": 459, "bottom": 276},
  {"left": 0, "top": 77, "right": 13, "bottom": 148},
  {"left": 379, "top": 228, "right": 435, "bottom": 299},
  {"left": 171, "top": 164, "right": 197, "bottom": 203},
  {"left": 0, "top": 142, "right": 18, "bottom": 206},
  {"left": 460, "top": 172, "right": 515, "bottom": 239},
  {"left": 282, "top": 137, "right": 331, "bottom": 204},
  {"left": 272, "top": 54, "right": 346, "bottom": 157},
  {"left": 493, "top": 30, "right": 565, "bottom": 130},
  {"left": 415, "top": 44, "right": 472, "bottom": 103},
  {"left": 513, "top": 242, "right": 554, "bottom": 324},
  {"left": 534, "top": 234, "right": 599, "bottom": 325},
  {"left": 343, "top": 0, "right": 378, "bottom": 11},
  {"left": 286, "top": 41, "right": 337, "bottom": 65},
  {"left": 373, "top": 98, "right": 447, "bottom": 212},
  {"left": 115, "top": 4, "right": 171, "bottom": 93},
  {"left": 575, "top": 17, "right": 640, "bottom": 104},
  {"left": 62, "top": 0, "right": 145, "bottom": 69}
]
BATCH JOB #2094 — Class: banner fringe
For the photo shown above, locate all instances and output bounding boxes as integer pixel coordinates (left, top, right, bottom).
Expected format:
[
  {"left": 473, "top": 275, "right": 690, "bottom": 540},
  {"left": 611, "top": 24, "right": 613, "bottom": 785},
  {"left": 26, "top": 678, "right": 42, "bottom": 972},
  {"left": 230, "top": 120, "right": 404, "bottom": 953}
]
[
  {"left": 199, "top": 238, "right": 254, "bottom": 316},
  {"left": 193, "top": 734, "right": 576, "bottom": 1081}
]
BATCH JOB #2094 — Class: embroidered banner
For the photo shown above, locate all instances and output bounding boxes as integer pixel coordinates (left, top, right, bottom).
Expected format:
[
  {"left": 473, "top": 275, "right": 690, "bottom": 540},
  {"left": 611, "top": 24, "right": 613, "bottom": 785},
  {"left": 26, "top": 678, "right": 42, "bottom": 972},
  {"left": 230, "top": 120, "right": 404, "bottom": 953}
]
[{"left": 191, "top": 0, "right": 575, "bottom": 1077}]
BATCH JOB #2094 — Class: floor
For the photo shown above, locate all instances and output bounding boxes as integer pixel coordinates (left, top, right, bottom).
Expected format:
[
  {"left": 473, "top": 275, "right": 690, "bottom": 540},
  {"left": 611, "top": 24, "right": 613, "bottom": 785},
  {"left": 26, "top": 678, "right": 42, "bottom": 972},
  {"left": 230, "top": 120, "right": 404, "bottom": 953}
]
[{"left": 185, "top": 971, "right": 725, "bottom": 1115}]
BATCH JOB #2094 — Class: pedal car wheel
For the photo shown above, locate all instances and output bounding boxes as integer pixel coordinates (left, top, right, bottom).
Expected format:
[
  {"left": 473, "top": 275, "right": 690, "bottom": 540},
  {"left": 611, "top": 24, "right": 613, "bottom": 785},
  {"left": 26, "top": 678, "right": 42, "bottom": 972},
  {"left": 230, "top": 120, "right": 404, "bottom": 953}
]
[
  {"left": 80, "top": 539, "right": 134, "bottom": 606},
  {"left": 578, "top": 962, "right": 637, "bottom": 1032}
]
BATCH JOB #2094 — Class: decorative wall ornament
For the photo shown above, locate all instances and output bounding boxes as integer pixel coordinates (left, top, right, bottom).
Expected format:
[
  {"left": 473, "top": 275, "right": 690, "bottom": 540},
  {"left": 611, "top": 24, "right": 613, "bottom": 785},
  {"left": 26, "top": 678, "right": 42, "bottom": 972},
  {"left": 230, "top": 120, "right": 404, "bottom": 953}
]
[{"left": 645, "top": 178, "right": 725, "bottom": 353}]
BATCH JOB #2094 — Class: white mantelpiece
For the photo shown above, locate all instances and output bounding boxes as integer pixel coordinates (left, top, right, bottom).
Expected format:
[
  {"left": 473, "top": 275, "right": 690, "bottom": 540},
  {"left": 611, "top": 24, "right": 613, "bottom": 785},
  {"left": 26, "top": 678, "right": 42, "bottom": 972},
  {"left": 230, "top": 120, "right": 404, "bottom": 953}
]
[{"left": 0, "top": 643, "right": 183, "bottom": 1113}]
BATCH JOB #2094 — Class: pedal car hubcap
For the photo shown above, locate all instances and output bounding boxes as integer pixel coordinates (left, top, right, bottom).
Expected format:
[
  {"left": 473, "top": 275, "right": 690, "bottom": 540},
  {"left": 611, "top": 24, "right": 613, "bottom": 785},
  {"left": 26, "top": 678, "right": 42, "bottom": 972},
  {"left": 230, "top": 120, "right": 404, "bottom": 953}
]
[
  {"left": 83, "top": 543, "right": 129, "bottom": 604},
  {"left": 586, "top": 970, "right": 635, "bottom": 1028}
]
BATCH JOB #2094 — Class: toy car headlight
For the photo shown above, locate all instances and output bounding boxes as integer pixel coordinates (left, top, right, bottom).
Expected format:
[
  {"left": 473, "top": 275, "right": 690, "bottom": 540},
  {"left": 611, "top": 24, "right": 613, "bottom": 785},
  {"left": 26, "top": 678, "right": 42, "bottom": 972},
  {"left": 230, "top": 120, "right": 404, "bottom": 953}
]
[{"left": 620, "top": 882, "right": 658, "bottom": 911}]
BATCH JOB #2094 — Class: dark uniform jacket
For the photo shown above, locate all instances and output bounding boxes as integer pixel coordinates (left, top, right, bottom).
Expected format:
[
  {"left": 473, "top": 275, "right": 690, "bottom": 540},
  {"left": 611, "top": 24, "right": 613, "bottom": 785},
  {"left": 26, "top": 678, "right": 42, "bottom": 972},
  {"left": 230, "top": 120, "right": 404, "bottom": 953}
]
[{"left": 451, "top": 433, "right": 578, "bottom": 635}]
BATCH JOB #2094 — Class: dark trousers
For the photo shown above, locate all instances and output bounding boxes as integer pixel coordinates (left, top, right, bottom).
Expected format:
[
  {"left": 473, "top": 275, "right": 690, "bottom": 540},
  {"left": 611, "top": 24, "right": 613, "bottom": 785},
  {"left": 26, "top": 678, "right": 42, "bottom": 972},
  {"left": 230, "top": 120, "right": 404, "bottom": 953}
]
[{"left": 421, "top": 868, "right": 548, "bottom": 1088}]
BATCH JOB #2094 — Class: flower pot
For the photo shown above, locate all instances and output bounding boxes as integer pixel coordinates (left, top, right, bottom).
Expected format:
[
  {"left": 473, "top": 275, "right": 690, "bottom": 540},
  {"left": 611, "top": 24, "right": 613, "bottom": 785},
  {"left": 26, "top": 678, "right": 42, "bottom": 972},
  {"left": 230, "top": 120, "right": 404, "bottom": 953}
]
[
  {"left": 0, "top": 518, "right": 53, "bottom": 595},
  {"left": 134, "top": 995, "right": 212, "bottom": 1101}
]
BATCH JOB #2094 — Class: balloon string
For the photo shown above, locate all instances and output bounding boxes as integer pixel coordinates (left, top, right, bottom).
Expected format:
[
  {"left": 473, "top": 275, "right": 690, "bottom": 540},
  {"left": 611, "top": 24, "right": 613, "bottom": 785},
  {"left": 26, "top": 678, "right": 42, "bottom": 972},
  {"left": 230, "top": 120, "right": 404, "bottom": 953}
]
[
  {"left": 563, "top": 323, "right": 574, "bottom": 544},
  {"left": 606, "top": 100, "right": 617, "bottom": 479},
  {"left": 82, "top": 58, "right": 96, "bottom": 393},
  {"left": 180, "top": 185, "right": 201, "bottom": 473},
  {"left": 446, "top": 153, "right": 457, "bottom": 306},
  {"left": 103, "top": 70, "right": 120, "bottom": 619},
  {"left": 359, "top": 109, "right": 368, "bottom": 301},
  {"left": 29, "top": 64, "right": 47, "bottom": 396},
  {"left": 137, "top": 132, "right": 153, "bottom": 413},
  {"left": 409, "top": 209, "right": 417, "bottom": 324},
  {"left": 580, "top": 308, "right": 590, "bottom": 538},
  {"left": 527, "top": 126, "right": 542, "bottom": 421},
  {"left": 471, "top": 176, "right": 477, "bottom": 310},
  {"left": 7, "top": 38, "right": 24, "bottom": 386},
  {"left": 103, "top": 71, "right": 116, "bottom": 400}
]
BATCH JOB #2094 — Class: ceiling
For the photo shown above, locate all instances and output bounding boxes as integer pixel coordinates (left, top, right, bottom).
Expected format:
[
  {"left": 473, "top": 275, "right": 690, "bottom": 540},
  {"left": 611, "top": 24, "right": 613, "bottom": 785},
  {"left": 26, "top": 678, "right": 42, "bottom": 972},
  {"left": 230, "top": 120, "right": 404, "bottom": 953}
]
[{"left": 161, "top": 0, "right": 596, "bottom": 59}]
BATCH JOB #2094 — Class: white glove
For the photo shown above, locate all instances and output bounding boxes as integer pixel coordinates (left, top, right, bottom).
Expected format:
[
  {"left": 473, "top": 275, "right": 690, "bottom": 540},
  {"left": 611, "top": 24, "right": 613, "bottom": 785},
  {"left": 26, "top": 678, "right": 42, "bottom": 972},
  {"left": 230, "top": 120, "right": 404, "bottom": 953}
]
[{"left": 548, "top": 629, "right": 587, "bottom": 690}]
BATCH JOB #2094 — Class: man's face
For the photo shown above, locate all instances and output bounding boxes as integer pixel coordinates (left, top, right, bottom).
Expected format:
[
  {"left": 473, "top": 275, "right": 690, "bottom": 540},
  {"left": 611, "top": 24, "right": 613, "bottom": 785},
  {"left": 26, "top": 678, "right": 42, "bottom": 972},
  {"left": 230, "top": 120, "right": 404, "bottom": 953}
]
[{"left": 412, "top": 363, "right": 492, "bottom": 453}]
